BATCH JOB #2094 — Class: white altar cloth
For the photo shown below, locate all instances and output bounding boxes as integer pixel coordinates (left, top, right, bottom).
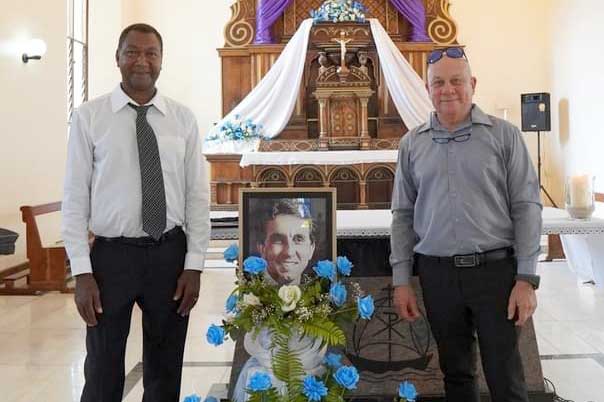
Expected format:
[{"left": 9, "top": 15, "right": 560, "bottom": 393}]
[
  {"left": 211, "top": 207, "right": 604, "bottom": 285},
  {"left": 239, "top": 150, "right": 398, "bottom": 167}
]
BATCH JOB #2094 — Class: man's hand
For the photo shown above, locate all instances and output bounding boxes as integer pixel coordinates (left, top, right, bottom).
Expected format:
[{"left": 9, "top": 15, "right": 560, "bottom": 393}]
[
  {"left": 74, "top": 273, "right": 103, "bottom": 326},
  {"left": 393, "top": 285, "right": 421, "bottom": 322},
  {"left": 173, "top": 270, "right": 201, "bottom": 316},
  {"left": 507, "top": 280, "right": 537, "bottom": 326}
]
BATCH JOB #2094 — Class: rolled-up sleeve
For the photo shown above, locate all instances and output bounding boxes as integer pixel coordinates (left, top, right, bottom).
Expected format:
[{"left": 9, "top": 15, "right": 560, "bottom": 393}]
[
  {"left": 390, "top": 135, "right": 418, "bottom": 286},
  {"left": 506, "top": 126, "right": 543, "bottom": 276}
]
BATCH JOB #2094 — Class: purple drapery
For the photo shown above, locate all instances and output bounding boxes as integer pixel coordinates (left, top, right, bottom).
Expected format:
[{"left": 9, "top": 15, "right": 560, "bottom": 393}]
[
  {"left": 388, "top": 0, "right": 431, "bottom": 41},
  {"left": 254, "top": 0, "right": 294, "bottom": 44},
  {"left": 254, "top": 0, "right": 430, "bottom": 44}
]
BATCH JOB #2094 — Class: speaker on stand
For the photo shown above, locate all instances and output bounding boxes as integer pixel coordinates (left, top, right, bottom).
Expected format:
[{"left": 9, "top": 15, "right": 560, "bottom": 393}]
[{"left": 521, "top": 92, "right": 558, "bottom": 207}]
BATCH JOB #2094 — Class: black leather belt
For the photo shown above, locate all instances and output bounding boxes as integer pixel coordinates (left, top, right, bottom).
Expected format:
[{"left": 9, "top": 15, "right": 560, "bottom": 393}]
[
  {"left": 95, "top": 226, "right": 183, "bottom": 247},
  {"left": 416, "top": 247, "right": 514, "bottom": 268}
]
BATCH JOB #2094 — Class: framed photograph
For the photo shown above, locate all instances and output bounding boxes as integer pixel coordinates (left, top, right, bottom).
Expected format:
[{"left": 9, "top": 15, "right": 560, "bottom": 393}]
[{"left": 239, "top": 187, "right": 337, "bottom": 285}]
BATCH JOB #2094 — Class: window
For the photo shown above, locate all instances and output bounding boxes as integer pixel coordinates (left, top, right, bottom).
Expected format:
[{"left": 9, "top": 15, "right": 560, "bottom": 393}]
[{"left": 67, "top": 0, "right": 88, "bottom": 123}]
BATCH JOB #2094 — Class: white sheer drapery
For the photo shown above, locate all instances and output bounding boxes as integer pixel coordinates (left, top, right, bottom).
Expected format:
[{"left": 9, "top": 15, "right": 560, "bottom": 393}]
[{"left": 203, "top": 18, "right": 432, "bottom": 154}]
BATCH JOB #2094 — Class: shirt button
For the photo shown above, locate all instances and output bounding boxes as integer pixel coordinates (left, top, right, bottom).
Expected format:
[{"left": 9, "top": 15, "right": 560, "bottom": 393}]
[{"left": 455, "top": 218, "right": 460, "bottom": 222}]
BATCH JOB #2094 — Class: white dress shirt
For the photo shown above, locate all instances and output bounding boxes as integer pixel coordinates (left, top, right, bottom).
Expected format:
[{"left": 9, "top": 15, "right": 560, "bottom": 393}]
[{"left": 62, "top": 85, "right": 210, "bottom": 276}]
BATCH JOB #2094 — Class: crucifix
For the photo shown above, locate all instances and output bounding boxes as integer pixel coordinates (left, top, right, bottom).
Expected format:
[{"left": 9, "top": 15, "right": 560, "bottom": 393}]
[{"left": 332, "top": 31, "right": 352, "bottom": 80}]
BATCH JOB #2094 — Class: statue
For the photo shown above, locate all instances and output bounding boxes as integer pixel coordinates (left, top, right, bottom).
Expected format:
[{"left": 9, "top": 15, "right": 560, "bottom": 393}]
[{"left": 332, "top": 31, "right": 352, "bottom": 81}]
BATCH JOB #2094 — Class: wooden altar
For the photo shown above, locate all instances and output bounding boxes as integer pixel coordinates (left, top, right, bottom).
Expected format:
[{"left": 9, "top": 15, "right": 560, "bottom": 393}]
[{"left": 208, "top": 0, "right": 460, "bottom": 210}]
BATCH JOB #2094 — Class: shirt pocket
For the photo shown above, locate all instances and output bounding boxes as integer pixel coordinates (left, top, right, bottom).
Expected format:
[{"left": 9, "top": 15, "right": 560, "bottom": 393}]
[{"left": 157, "top": 136, "right": 185, "bottom": 173}]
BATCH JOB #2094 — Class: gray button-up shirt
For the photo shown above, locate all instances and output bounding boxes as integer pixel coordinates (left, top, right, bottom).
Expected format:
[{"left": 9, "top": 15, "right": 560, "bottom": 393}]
[{"left": 390, "top": 105, "right": 543, "bottom": 286}]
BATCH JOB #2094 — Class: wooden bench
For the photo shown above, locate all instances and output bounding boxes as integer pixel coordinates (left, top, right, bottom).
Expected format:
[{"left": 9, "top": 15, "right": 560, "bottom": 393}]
[{"left": 0, "top": 202, "right": 70, "bottom": 294}]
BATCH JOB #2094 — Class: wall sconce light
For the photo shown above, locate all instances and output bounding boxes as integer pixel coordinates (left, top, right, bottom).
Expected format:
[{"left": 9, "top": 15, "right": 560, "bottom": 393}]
[{"left": 22, "top": 38, "right": 47, "bottom": 63}]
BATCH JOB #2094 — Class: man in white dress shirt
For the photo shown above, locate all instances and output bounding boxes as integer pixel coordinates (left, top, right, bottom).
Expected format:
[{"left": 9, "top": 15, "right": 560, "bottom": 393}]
[{"left": 62, "top": 23, "right": 210, "bottom": 402}]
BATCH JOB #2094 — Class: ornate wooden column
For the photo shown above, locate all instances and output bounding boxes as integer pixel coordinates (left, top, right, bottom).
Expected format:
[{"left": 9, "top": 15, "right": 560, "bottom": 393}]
[{"left": 359, "top": 97, "right": 371, "bottom": 150}]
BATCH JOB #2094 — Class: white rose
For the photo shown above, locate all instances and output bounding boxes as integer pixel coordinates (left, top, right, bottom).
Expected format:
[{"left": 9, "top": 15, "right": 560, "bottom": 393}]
[
  {"left": 242, "top": 293, "right": 261, "bottom": 307},
  {"left": 278, "top": 285, "right": 302, "bottom": 312}
]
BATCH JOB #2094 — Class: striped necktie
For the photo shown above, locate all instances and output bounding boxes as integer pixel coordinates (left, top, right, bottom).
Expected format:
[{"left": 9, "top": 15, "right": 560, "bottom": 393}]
[{"left": 129, "top": 103, "right": 166, "bottom": 240}]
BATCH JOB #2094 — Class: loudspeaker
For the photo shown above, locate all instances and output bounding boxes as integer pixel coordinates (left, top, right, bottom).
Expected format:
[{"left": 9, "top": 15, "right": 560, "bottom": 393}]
[{"left": 521, "top": 92, "right": 551, "bottom": 131}]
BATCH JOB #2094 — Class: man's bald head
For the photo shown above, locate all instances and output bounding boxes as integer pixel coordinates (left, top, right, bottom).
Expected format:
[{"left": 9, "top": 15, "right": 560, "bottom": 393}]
[{"left": 426, "top": 55, "right": 476, "bottom": 131}]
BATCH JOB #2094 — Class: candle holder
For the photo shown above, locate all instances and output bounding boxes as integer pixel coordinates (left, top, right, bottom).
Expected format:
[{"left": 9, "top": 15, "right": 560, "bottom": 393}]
[{"left": 565, "top": 174, "right": 595, "bottom": 219}]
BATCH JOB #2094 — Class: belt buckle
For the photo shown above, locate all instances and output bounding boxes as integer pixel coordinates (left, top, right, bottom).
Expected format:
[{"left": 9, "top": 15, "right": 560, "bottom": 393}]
[{"left": 454, "top": 254, "right": 477, "bottom": 268}]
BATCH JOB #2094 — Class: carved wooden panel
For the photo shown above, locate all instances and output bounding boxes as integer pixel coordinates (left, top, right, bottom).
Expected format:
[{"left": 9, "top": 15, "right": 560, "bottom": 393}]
[
  {"left": 283, "top": 0, "right": 398, "bottom": 39},
  {"left": 330, "top": 99, "right": 358, "bottom": 137},
  {"left": 330, "top": 167, "right": 361, "bottom": 208},
  {"left": 258, "top": 168, "right": 288, "bottom": 187},
  {"left": 223, "top": 0, "right": 457, "bottom": 47},
  {"left": 294, "top": 167, "right": 326, "bottom": 187}
]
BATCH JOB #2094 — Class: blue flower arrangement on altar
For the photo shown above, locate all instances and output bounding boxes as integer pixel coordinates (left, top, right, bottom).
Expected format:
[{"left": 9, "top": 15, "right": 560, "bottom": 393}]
[
  {"left": 311, "top": 0, "right": 367, "bottom": 24},
  {"left": 201, "top": 244, "right": 383, "bottom": 402},
  {"left": 206, "top": 114, "right": 265, "bottom": 144}
]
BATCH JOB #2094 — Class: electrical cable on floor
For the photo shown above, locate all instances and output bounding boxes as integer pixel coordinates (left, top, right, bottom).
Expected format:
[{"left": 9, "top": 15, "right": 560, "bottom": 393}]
[{"left": 544, "top": 377, "right": 576, "bottom": 402}]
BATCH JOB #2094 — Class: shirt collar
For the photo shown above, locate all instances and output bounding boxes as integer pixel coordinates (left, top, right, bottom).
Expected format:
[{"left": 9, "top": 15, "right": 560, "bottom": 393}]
[
  {"left": 417, "top": 104, "right": 493, "bottom": 134},
  {"left": 110, "top": 84, "right": 167, "bottom": 115}
]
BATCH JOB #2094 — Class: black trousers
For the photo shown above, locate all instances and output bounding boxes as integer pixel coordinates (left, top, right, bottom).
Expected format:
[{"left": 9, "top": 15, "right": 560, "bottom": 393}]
[
  {"left": 81, "top": 229, "right": 189, "bottom": 402},
  {"left": 416, "top": 255, "right": 529, "bottom": 402}
]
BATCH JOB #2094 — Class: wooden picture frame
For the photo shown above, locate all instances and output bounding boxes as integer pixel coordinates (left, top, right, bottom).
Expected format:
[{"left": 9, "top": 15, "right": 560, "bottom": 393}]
[{"left": 239, "top": 187, "right": 337, "bottom": 285}]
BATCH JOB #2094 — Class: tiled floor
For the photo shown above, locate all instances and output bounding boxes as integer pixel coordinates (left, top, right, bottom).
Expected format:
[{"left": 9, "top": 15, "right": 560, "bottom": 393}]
[{"left": 1, "top": 245, "right": 603, "bottom": 402}]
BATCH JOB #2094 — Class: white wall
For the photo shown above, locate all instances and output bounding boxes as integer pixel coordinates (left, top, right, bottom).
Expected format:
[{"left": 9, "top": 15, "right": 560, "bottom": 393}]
[
  {"left": 549, "top": 0, "right": 604, "bottom": 201},
  {"left": 88, "top": 0, "right": 231, "bottom": 137},
  {"left": 450, "top": 0, "right": 552, "bottom": 195},
  {"left": 0, "top": 0, "right": 67, "bottom": 268}
]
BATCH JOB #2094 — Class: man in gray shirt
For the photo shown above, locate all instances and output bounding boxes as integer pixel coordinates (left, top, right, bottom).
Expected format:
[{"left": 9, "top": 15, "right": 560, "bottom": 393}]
[{"left": 390, "top": 47, "right": 542, "bottom": 402}]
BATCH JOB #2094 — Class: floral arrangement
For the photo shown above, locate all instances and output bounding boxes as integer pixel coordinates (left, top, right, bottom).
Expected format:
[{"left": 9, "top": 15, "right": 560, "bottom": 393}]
[
  {"left": 206, "top": 114, "right": 265, "bottom": 144},
  {"left": 204, "top": 244, "right": 378, "bottom": 402},
  {"left": 311, "top": 0, "right": 367, "bottom": 24},
  {"left": 398, "top": 381, "right": 418, "bottom": 402}
]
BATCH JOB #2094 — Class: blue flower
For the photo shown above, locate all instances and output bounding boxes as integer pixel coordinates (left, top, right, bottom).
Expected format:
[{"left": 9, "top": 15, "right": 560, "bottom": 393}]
[
  {"left": 248, "top": 371, "right": 272, "bottom": 392},
  {"left": 206, "top": 324, "right": 225, "bottom": 346},
  {"left": 323, "top": 352, "right": 343, "bottom": 369},
  {"left": 223, "top": 243, "right": 239, "bottom": 262},
  {"left": 225, "top": 294, "right": 238, "bottom": 313},
  {"left": 203, "top": 397, "right": 218, "bottom": 402},
  {"left": 357, "top": 295, "right": 374, "bottom": 320},
  {"left": 398, "top": 381, "right": 417, "bottom": 401},
  {"left": 182, "top": 395, "right": 201, "bottom": 402},
  {"left": 302, "top": 375, "right": 328, "bottom": 401},
  {"left": 333, "top": 366, "right": 359, "bottom": 390},
  {"left": 329, "top": 282, "right": 347, "bottom": 307},
  {"left": 243, "top": 256, "right": 267, "bottom": 275},
  {"left": 313, "top": 260, "right": 335, "bottom": 281},
  {"left": 336, "top": 256, "right": 353, "bottom": 276}
]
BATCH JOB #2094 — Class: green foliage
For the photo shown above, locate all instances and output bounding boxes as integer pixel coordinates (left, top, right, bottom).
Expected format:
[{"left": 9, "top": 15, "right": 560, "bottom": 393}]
[
  {"left": 301, "top": 318, "right": 346, "bottom": 347},
  {"left": 271, "top": 333, "right": 305, "bottom": 401},
  {"left": 246, "top": 388, "right": 280, "bottom": 402}
]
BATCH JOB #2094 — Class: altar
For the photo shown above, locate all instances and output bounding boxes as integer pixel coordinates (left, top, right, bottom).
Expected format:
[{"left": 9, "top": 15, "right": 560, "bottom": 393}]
[
  {"left": 211, "top": 207, "right": 604, "bottom": 284},
  {"left": 204, "top": 0, "right": 459, "bottom": 210}
]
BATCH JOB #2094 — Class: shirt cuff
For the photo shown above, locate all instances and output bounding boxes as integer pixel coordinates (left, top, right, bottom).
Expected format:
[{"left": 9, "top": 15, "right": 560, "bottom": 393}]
[
  {"left": 70, "top": 256, "right": 93, "bottom": 276},
  {"left": 392, "top": 262, "right": 412, "bottom": 286},
  {"left": 516, "top": 256, "right": 538, "bottom": 276},
  {"left": 184, "top": 252, "right": 205, "bottom": 271}
]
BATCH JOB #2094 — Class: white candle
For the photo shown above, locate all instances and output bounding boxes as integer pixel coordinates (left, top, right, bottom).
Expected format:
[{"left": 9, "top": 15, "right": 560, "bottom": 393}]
[{"left": 569, "top": 174, "right": 591, "bottom": 208}]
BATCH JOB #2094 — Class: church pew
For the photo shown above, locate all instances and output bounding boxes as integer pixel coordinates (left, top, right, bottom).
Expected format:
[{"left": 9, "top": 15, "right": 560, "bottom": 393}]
[{"left": 18, "top": 202, "right": 69, "bottom": 292}]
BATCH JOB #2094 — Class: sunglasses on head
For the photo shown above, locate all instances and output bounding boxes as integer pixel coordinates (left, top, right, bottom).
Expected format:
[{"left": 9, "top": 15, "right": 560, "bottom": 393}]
[{"left": 427, "top": 47, "right": 467, "bottom": 65}]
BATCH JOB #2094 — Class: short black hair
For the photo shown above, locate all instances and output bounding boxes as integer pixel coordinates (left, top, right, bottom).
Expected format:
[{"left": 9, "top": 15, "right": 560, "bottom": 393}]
[{"left": 117, "top": 23, "right": 163, "bottom": 53}]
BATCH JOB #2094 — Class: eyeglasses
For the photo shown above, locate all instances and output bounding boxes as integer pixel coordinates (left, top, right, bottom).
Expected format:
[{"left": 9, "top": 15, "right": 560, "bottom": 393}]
[
  {"left": 432, "top": 132, "right": 471, "bottom": 144},
  {"left": 427, "top": 47, "right": 467, "bottom": 65}
]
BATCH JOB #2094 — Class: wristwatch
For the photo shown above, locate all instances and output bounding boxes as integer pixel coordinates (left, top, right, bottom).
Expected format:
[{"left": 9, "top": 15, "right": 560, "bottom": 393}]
[{"left": 515, "top": 274, "right": 540, "bottom": 290}]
